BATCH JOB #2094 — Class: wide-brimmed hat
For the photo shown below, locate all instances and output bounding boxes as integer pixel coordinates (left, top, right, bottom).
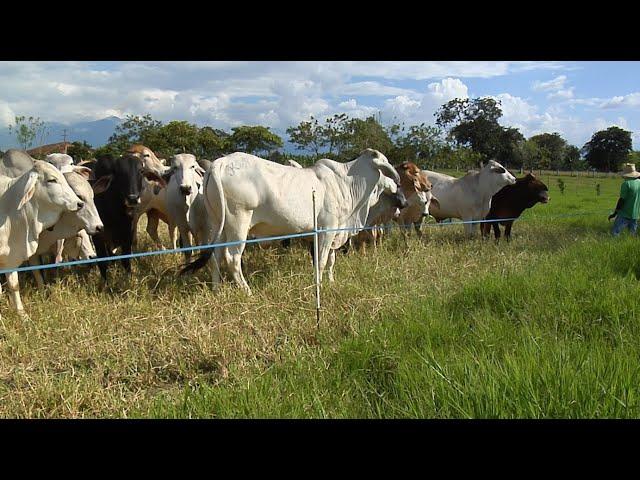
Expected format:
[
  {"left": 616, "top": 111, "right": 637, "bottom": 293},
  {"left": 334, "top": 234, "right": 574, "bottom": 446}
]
[{"left": 621, "top": 163, "right": 640, "bottom": 178}]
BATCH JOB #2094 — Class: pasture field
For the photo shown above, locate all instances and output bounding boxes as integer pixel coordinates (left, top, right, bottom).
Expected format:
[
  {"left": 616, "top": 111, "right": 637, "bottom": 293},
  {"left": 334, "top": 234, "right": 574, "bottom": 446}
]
[{"left": 1, "top": 172, "right": 639, "bottom": 418}]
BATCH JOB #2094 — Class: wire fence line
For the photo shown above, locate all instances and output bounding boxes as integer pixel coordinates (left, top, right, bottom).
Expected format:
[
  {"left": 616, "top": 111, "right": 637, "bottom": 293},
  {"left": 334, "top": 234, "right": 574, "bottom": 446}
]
[{"left": 0, "top": 209, "right": 611, "bottom": 276}]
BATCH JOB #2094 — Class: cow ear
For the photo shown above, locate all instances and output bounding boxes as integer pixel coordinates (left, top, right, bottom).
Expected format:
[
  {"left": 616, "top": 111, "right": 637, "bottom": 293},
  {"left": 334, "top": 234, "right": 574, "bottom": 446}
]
[
  {"left": 162, "top": 168, "right": 176, "bottom": 183},
  {"left": 18, "top": 171, "right": 38, "bottom": 210},
  {"left": 92, "top": 175, "right": 113, "bottom": 195},
  {"left": 144, "top": 170, "right": 167, "bottom": 188},
  {"left": 72, "top": 166, "right": 92, "bottom": 180}
]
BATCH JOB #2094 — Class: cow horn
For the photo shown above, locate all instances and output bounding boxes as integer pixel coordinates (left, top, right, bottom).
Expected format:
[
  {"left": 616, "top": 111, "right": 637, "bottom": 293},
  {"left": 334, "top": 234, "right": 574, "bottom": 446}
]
[{"left": 377, "top": 163, "right": 401, "bottom": 185}]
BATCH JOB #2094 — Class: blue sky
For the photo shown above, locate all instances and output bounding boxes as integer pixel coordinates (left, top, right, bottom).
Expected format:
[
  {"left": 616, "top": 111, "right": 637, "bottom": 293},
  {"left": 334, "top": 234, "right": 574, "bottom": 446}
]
[{"left": 0, "top": 61, "right": 638, "bottom": 149}]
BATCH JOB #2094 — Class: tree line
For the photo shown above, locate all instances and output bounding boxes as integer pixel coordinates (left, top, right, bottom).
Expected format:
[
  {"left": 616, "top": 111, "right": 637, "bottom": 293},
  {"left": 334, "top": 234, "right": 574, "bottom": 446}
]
[{"left": 3, "top": 97, "right": 638, "bottom": 172}]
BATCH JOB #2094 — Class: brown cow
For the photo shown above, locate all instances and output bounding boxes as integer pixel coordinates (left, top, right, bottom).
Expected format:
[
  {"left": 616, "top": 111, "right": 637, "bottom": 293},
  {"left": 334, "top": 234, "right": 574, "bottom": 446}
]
[
  {"left": 481, "top": 172, "right": 549, "bottom": 241},
  {"left": 352, "top": 161, "right": 438, "bottom": 251},
  {"left": 395, "top": 162, "right": 439, "bottom": 238},
  {"left": 126, "top": 145, "right": 176, "bottom": 249}
]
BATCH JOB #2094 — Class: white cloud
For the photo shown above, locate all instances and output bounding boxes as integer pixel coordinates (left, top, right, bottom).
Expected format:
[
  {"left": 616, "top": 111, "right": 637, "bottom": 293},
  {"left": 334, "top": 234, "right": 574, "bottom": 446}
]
[
  {"left": 339, "top": 81, "right": 413, "bottom": 97},
  {"left": 599, "top": 92, "right": 640, "bottom": 109},
  {"left": 379, "top": 78, "right": 469, "bottom": 127},
  {"left": 533, "top": 75, "right": 568, "bottom": 92},
  {"left": 548, "top": 87, "right": 574, "bottom": 100}
]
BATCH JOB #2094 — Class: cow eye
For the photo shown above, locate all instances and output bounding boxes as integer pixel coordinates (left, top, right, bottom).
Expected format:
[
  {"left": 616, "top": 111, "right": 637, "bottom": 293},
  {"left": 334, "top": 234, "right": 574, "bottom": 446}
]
[
  {"left": 47, "top": 178, "right": 58, "bottom": 183},
  {"left": 144, "top": 153, "right": 150, "bottom": 157}
]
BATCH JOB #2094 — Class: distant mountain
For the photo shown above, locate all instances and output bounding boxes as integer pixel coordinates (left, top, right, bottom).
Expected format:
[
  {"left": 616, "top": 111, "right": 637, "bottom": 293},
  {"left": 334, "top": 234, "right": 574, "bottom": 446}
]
[{"left": 0, "top": 116, "right": 123, "bottom": 150}]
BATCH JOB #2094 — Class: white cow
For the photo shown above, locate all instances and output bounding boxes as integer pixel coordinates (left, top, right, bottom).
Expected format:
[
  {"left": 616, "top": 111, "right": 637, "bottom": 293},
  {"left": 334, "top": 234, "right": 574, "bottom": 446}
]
[
  {"left": 0, "top": 161, "right": 84, "bottom": 313},
  {"left": 424, "top": 160, "right": 516, "bottom": 236},
  {"left": 181, "top": 149, "right": 401, "bottom": 294},
  {"left": 165, "top": 154, "right": 210, "bottom": 260},
  {"left": 132, "top": 179, "right": 177, "bottom": 250},
  {"left": 2, "top": 150, "right": 106, "bottom": 289}
]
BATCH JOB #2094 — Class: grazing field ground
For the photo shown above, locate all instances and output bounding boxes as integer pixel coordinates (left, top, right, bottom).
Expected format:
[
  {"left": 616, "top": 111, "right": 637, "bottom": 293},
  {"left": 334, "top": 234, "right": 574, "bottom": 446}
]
[{"left": 1, "top": 172, "right": 639, "bottom": 418}]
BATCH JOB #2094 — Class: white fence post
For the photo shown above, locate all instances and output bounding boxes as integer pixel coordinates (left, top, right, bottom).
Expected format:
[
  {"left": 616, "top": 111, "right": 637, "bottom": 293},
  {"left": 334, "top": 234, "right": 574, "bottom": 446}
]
[{"left": 312, "top": 190, "right": 321, "bottom": 330}]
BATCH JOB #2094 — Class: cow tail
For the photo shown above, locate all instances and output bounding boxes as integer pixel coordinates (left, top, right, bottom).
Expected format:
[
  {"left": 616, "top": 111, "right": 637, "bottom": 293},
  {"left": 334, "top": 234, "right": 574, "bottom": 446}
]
[{"left": 180, "top": 160, "right": 226, "bottom": 275}]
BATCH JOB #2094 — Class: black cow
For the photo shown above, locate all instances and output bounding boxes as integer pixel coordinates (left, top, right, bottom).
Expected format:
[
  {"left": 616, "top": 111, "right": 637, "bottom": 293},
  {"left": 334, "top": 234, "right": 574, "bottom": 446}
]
[
  {"left": 481, "top": 173, "right": 549, "bottom": 241},
  {"left": 91, "top": 153, "right": 166, "bottom": 282}
]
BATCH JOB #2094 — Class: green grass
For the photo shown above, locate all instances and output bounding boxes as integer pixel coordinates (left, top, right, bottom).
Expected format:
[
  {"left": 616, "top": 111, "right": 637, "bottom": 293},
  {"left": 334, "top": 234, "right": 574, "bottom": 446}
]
[{"left": 0, "top": 173, "right": 636, "bottom": 418}]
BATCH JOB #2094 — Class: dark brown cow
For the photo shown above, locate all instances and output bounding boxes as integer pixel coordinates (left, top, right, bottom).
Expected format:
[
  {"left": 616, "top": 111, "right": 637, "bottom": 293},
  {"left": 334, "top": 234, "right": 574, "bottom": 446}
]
[{"left": 481, "top": 173, "right": 549, "bottom": 241}]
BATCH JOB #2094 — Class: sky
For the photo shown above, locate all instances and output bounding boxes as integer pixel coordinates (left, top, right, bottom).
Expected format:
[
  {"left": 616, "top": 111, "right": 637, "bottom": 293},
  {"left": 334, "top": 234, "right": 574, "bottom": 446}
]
[{"left": 1, "top": 61, "right": 639, "bottom": 149}]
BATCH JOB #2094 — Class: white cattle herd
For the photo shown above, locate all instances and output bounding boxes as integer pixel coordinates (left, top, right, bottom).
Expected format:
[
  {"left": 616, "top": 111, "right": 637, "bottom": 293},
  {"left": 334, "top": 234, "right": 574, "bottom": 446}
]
[{"left": 0, "top": 146, "right": 519, "bottom": 315}]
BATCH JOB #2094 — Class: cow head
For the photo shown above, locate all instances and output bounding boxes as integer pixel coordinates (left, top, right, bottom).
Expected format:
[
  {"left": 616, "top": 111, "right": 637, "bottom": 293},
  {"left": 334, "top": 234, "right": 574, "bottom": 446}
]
[
  {"left": 480, "top": 159, "right": 516, "bottom": 192},
  {"left": 378, "top": 175, "right": 408, "bottom": 210},
  {"left": 28, "top": 161, "right": 85, "bottom": 214},
  {"left": 45, "top": 153, "right": 75, "bottom": 171},
  {"left": 168, "top": 153, "right": 205, "bottom": 199},
  {"left": 127, "top": 144, "right": 170, "bottom": 176},
  {"left": 63, "top": 168, "right": 105, "bottom": 235},
  {"left": 522, "top": 173, "right": 550, "bottom": 207},
  {"left": 94, "top": 153, "right": 166, "bottom": 215}
]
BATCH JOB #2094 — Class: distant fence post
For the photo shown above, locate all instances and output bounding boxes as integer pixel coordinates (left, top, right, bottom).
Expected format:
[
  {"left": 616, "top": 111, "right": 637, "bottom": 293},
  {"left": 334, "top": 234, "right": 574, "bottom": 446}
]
[{"left": 312, "top": 190, "right": 321, "bottom": 330}]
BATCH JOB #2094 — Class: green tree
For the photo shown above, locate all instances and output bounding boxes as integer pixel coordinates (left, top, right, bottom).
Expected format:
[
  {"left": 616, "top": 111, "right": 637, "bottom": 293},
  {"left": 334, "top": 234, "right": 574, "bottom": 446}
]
[
  {"left": 582, "top": 126, "right": 633, "bottom": 172},
  {"left": 563, "top": 145, "right": 581, "bottom": 170},
  {"left": 340, "top": 115, "right": 393, "bottom": 161},
  {"left": 107, "top": 114, "right": 163, "bottom": 152},
  {"left": 8, "top": 115, "right": 49, "bottom": 150},
  {"left": 387, "top": 122, "right": 445, "bottom": 165},
  {"left": 67, "top": 141, "right": 93, "bottom": 162},
  {"left": 197, "top": 126, "right": 230, "bottom": 159},
  {"left": 93, "top": 144, "right": 120, "bottom": 159},
  {"left": 153, "top": 120, "right": 200, "bottom": 156},
  {"left": 229, "top": 125, "right": 283, "bottom": 156},
  {"left": 529, "top": 133, "right": 568, "bottom": 170},
  {"left": 286, "top": 116, "right": 325, "bottom": 159},
  {"left": 435, "top": 97, "right": 519, "bottom": 164},
  {"left": 322, "top": 113, "right": 350, "bottom": 157}
]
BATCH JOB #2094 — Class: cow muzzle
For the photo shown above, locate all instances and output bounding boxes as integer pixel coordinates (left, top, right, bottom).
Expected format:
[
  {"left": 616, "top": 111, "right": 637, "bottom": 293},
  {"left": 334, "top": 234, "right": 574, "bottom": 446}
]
[
  {"left": 125, "top": 195, "right": 141, "bottom": 207},
  {"left": 180, "top": 185, "right": 192, "bottom": 196},
  {"left": 90, "top": 224, "right": 104, "bottom": 235}
]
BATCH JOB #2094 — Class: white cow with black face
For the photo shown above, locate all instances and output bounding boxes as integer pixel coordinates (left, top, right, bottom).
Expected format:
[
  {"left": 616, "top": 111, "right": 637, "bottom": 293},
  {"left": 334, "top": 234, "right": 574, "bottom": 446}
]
[
  {"left": 423, "top": 159, "right": 516, "bottom": 236},
  {"left": 165, "top": 154, "right": 209, "bottom": 260},
  {"left": 0, "top": 161, "right": 84, "bottom": 313}
]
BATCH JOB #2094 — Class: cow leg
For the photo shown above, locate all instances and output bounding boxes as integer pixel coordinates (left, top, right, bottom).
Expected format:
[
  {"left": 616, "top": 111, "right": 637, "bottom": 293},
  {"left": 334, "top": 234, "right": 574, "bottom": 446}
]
[
  {"left": 5, "top": 272, "right": 25, "bottom": 315},
  {"left": 169, "top": 223, "right": 178, "bottom": 250},
  {"left": 316, "top": 232, "right": 335, "bottom": 283},
  {"left": 131, "top": 212, "right": 141, "bottom": 249},
  {"left": 145, "top": 211, "right": 164, "bottom": 250},
  {"left": 93, "top": 233, "right": 110, "bottom": 283},
  {"left": 223, "top": 212, "right": 252, "bottom": 295},
  {"left": 327, "top": 249, "right": 336, "bottom": 282},
  {"left": 463, "top": 218, "right": 477, "bottom": 237},
  {"left": 29, "top": 257, "right": 46, "bottom": 291},
  {"left": 505, "top": 222, "right": 513, "bottom": 241},
  {"left": 178, "top": 224, "right": 193, "bottom": 262},
  {"left": 480, "top": 221, "right": 489, "bottom": 239},
  {"left": 120, "top": 241, "right": 133, "bottom": 275},
  {"left": 413, "top": 221, "right": 423, "bottom": 239},
  {"left": 490, "top": 221, "right": 500, "bottom": 242}
]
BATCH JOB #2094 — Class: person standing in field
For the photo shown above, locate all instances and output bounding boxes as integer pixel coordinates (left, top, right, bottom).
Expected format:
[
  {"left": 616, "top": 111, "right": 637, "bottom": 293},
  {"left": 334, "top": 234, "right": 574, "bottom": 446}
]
[{"left": 609, "top": 163, "right": 640, "bottom": 236}]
